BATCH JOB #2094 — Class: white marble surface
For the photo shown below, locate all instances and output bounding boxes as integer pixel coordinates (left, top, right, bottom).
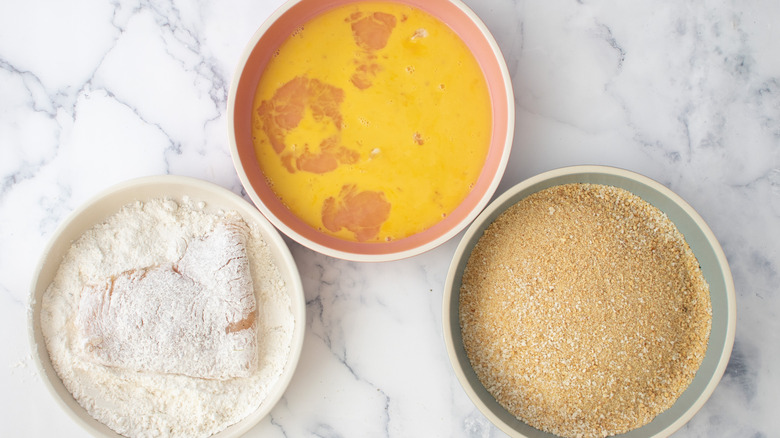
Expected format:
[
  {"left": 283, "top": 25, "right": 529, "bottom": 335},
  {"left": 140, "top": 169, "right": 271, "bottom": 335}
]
[{"left": 1, "top": 0, "right": 778, "bottom": 436}]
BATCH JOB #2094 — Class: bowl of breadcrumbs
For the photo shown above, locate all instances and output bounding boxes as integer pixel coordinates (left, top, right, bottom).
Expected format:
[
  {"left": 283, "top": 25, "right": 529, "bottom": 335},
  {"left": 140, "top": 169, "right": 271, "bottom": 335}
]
[{"left": 443, "top": 165, "right": 736, "bottom": 438}]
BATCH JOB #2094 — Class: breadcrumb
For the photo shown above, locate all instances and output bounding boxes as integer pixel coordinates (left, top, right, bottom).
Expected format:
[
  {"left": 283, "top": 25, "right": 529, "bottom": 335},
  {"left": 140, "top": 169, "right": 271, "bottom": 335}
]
[{"left": 459, "top": 184, "right": 712, "bottom": 438}]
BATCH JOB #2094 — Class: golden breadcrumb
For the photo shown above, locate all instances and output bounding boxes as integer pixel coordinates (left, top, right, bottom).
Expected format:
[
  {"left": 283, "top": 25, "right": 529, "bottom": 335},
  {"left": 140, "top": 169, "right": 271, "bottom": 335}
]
[{"left": 460, "top": 183, "right": 712, "bottom": 438}]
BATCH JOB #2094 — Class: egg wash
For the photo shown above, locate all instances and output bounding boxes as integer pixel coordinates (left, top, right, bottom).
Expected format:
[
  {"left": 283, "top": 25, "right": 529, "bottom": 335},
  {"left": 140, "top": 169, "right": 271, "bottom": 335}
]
[{"left": 252, "top": 1, "right": 492, "bottom": 242}]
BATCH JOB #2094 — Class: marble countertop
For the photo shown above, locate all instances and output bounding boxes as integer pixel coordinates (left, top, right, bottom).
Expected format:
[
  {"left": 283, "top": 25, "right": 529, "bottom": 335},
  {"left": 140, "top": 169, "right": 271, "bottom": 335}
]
[{"left": 2, "top": 0, "right": 778, "bottom": 436}]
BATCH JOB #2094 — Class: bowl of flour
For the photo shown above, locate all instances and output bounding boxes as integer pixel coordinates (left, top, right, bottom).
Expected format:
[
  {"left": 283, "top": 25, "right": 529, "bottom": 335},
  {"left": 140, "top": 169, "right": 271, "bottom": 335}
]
[{"left": 28, "top": 175, "right": 306, "bottom": 438}]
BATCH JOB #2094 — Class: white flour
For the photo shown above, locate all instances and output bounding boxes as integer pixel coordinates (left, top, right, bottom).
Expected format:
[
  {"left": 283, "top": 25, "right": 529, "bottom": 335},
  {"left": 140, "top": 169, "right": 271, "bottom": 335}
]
[{"left": 40, "top": 197, "right": 294, "bottom": 438}]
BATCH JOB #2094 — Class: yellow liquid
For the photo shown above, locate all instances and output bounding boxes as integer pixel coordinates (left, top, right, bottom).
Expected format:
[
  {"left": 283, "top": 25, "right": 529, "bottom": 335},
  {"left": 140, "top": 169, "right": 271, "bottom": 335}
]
[{"left": 252, "top": 1, "right": 491, "bottom": 242}]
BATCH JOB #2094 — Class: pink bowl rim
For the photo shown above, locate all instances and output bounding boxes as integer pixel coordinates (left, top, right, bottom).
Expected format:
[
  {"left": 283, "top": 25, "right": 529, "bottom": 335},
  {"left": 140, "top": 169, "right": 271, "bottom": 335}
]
[{"left": 228, "top": 0, "right": 514, "bottom": 262}]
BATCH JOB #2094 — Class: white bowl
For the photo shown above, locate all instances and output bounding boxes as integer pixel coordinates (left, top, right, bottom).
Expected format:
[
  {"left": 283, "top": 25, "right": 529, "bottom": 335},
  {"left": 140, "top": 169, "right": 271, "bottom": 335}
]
[
  {"left": 27, "top": 175, "right": 306, "bottom": 438},
  {"left": 443, "top": 165, "right": 736, "bottom": 438}
]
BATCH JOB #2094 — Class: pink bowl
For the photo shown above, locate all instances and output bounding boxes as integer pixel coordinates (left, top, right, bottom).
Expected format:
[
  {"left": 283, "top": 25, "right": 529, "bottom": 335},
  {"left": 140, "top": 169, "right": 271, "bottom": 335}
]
[{"left": 228, "top": 0, "right": 514, "bottom": 261}]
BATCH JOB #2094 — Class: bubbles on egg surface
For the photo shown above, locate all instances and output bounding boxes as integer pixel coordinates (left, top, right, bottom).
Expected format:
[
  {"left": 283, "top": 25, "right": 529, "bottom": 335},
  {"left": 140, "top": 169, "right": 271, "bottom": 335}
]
[
  {"left": 291, "top": 25, "right": 305, "bottom": 37},
  {"left": 410, "top": 28, "right": 428, "bottom": 41}
]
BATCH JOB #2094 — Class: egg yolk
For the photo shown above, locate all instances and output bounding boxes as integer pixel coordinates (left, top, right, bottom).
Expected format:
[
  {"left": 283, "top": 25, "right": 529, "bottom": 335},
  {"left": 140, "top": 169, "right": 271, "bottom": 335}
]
[{"left": 252, "top": 1, "right": 492, "bottom": 242}]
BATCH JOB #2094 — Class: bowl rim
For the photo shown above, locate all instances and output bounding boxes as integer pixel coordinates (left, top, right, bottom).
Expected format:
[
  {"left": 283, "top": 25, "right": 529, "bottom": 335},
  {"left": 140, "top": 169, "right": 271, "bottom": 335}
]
[
  {"left": 27, "top": 174, "right": 307, "bottom": 438},
  {"left": 442, "top": 165, "right": 737, "bottom": 438},
  {"left": 227, "top": 0, "right": 515, "bottom": 262}
]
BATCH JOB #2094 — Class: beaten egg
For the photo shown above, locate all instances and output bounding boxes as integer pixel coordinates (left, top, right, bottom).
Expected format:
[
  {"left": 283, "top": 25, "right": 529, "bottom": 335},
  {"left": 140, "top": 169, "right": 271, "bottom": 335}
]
[{"left": 252, "top": 1, "right": 491, "bottom": 242}]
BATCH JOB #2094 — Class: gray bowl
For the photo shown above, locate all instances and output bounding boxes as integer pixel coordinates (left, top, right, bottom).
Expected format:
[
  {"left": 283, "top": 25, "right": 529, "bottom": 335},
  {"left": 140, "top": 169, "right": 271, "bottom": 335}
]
[{"left": 442, "top": 165, "right": 736, "bottom": 438}]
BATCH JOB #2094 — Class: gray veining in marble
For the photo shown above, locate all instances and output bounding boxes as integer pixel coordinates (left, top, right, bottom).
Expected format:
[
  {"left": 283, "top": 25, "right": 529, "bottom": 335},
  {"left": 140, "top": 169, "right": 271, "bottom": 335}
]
[{"left": 1, "top": 0, "right": 778, "bottom": 436}]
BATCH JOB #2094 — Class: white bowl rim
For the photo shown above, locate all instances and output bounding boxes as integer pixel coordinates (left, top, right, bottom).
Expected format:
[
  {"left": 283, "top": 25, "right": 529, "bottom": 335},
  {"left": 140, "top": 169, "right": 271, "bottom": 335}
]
[
  {"left": 442, "top": 164, "right": 737, "bottom": 438},
  {"left": 227, "top": 0, "right": 515, "bottom": 262},
  {"left": 27, "top": 175, "right": 307, "bottom": 438}
]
